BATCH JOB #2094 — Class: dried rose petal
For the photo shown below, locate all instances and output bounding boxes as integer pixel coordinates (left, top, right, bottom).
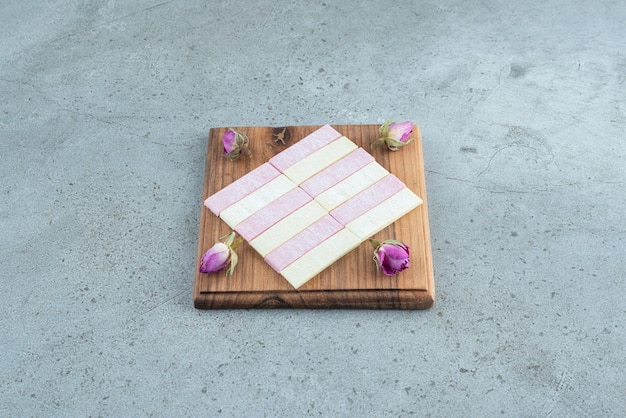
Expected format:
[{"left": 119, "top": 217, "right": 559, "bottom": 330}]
[{"left": 222, "top": 129, "right": 237, "bottom": 154}]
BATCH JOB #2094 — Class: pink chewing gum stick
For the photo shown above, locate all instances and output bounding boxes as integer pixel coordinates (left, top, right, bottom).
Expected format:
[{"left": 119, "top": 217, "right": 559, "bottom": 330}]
[
  {"left": 299, "top": 148, "right": 374, "bottom": 197},
  {"left": 234, "top": 187, "right": 312, "bottom": 241},
  {"left": 329, "top": 174, "right": 406, "bottom": 225},
  {"left": 264, "top": 215, "right": 343, "bottom": 272},
  {"left": 269, "top": 125, "right": 341, "bottom": 172},
  {"left": 204, "top": 163, "right": 280, "bottom": 215}
]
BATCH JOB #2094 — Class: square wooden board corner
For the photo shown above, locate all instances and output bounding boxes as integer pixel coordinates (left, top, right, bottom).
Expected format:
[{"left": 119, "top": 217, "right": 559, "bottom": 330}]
[{"left": 194, "top": 124, "right": 434, "bottom": 309}]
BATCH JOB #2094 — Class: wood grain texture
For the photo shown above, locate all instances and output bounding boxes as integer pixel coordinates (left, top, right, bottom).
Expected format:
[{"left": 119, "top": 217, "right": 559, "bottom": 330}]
[{"left": 193, "top": 124, "right": 435, "bottom": 309}]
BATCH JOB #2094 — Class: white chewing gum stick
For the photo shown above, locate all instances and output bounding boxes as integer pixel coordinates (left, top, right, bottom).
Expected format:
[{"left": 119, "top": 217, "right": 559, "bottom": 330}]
[
  {"left": 219, "top": 175, "right": 296, "bottom": 228},
  {"left": 204, "top": 162, "right": 280, "bottom": 215},
  {"left": 345, "top": 188, "right": 422, "bottom": 240},
  {"left": 263, "top": 215, "right": 343, "bottom": 273},
  {"left": 269, "top": 124, "right": 341, "bottom": 172},
  {"left": 282, "top": 136, "right": 358, "bottom": 185},
  {"left": 299, "top": 147, "right": 374, "bottom": 197},
  {"left": 248, "top": 200, "right": 327, "bottom": 257},
  {"left": 234, "top": 187, "right": 312, "bottom": 241},
  {"left": 314, "top": 161, "right": 389, "bottom": 211},
  {"left": 329, "top": 174, "right": 406, "bottom": 225},
  {"left": 279, "top": 229, "right": 361, "bottom": 289}
]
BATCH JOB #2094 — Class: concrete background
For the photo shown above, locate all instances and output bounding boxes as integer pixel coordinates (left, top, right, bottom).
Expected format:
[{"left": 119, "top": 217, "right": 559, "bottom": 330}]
[{"left": 1, "top": 0, "right": 624, "bottom": 416}]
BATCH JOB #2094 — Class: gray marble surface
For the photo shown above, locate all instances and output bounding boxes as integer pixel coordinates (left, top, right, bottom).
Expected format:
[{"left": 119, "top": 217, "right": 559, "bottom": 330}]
[{"left": 1, "top": 1, "right": 624, "bottom": 416}]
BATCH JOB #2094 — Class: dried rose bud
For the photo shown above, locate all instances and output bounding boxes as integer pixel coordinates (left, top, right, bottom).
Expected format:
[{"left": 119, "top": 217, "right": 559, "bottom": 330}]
[
  {"left": 199, "top": 232, "right": 242, "bottom": 276},
  {"left": 373, "top": 120, "right": 414, "bottom": 151},
  {"left": 199, "top": 242, "right": 230, "bottom": 274},
  {"left": 222, "top": 129, "right": 251, "bottom": 161},
  {"left": 370, "top": 239, "right": 410, "bottom": 276}
]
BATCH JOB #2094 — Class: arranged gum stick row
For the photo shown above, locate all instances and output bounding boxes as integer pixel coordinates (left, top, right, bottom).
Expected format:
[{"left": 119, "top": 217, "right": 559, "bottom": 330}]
[{"left": 205, "top": 125, "right": 422, "bottom": 289}]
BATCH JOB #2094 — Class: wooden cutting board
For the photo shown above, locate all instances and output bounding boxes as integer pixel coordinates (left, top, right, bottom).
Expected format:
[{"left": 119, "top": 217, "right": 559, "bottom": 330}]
[{"left": 194, "top": 124, "right": 434, "bottom": 309}]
